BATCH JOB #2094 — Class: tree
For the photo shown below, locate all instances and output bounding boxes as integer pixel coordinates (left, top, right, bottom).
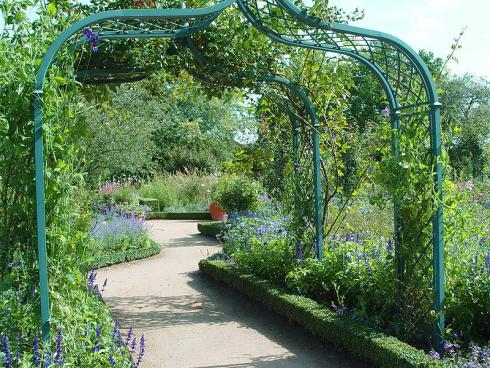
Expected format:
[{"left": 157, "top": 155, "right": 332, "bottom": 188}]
[
  {"left": 82, "top": 86, "right": 158, "bottom": 182},
  {"left": 440, "top": 74, "right": 490, "bottom": 179}
]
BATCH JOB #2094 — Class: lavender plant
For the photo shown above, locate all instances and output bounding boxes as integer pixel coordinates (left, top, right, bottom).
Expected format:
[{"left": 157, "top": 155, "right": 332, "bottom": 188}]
[
  {"left": 91, "top": 208, "right": 153, "bottom": 256},
  {"left": 221, "top": 191, "right": 489, "bottom": 361}
]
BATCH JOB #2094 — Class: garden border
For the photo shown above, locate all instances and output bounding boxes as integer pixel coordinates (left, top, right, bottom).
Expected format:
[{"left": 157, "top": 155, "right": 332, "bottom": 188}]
[
  {"left": 91, "top": 241, "right": 161, "bottom": 269},
  {"left": 199, "top": 259, "right": 441, "bottom": 368},
  {"left": 197, "top": 221, "right": 226, "bottom": 238},
  {"left": 147, "top": 212, "right": 212, "bottom": 220}
]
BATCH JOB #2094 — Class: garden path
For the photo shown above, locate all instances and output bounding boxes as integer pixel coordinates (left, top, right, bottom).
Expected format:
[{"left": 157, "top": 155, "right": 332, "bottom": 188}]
[{"left": 99, "top": 220, "right": 365, "bottom": 368}]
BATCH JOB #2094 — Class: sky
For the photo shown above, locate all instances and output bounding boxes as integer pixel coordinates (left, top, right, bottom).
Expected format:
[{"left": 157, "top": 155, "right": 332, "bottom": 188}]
[{"left": 328, "top": 0, "right": 490, "bottom": 79}]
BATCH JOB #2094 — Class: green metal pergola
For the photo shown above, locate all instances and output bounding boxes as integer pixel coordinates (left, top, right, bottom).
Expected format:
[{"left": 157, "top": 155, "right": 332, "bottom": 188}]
[{"left": 34, "top": 0, "right": 445, "bottom": 350}]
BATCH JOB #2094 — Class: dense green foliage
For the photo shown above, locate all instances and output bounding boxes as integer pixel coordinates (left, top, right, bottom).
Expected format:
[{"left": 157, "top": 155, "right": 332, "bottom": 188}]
[
  {"left": 83, "top": 74, "right": 248, "bottom": 182},
  {"left": 137, "top": 170, "right": 217, "bottom": 212},
  {"left": 217, "top": 192, "right": 489, "bottom": 350},
  {"left": 441, "top": 75, "right": 490, "bottom": 179},
  {"left": 197, "top": 221, "right": 227, "bottom": 237},
  {"left": 1, "top": 0, "right": 489, "bottom": 365},
  {"left": 213, "top": 174, "right": 264, "bottom": 213}
]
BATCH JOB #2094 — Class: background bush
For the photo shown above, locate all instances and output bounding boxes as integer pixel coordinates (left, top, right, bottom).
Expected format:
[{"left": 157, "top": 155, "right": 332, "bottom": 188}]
[{"left": 213, "top": 174, "right": 264, "bottom": 213}]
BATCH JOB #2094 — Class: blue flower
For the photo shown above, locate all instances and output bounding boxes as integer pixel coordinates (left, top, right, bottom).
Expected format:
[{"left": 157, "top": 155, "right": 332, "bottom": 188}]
[
  {"left": 2, "top": 333, "right": 12, "bottom": 368},
  {"left": 381, "top": 107, "right": 390, "bottom": 116},
  {"left": 53, "top": 328, "right": 65, "bottom": 365},
  {"left": 296, "top": 240, "right": 303, "bottom": 260},
  {"left": 125, "top": 327, "right": 133, "bottom": 346},
  {"left": 83, "top": 27, "right": 101, "bottom": 52},
  {"left": 109, "top": 354, "right": 116, "bottom": 366},
  {"left": 136, "top": 335, "right": 145, "bottom": 366},
  {"left": 33, "top": 333, "right": 41, "bottom": 366}
]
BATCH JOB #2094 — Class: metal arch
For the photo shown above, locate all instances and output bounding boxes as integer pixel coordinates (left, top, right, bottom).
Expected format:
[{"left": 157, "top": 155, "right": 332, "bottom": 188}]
[
  {"left": 236, "top": 0, "right": 444, "bottom": 347},
  {"left": 76, "top": 68, "right": 151, "bottom": 84},
  {"left": 33, "top": 0, "right": 444, "bottom": 349},
  {"left": 34, "top": 0, "right": 236, "bottom": 91},
  {"left": 33, "top": 0, "right": 235, "bottom": 342}
]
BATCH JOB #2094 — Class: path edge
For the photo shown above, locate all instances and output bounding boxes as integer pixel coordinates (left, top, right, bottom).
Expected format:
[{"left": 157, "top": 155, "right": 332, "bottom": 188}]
[
  {"left": 92, "top": 241, "right": 161, "bottom": 269},
  {"left": 199, "top": 259, "right": 441, "bottom": 368}
]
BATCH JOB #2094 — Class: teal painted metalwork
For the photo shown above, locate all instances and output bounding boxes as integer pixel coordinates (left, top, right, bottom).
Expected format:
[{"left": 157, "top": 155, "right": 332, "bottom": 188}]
[
  {"left": 33, "top": 0, "right": 236, "bottom": 342},
  {"left": 33, "top": 92, "right": 50, "bottom": 342},
  {"left": 33, "top": 0, "right": 444, "bottom": 349},
  {"left": 236, "top": 0, "right": 444, "bottom": 347},
  {"left": 76, "top": 68, "right": 151, "bottom": 84},
  {"left": 430, "top": 102, "right": 445, "bottom": 349},
  {"left": 260, "top": 76, "right": 324, "bottom": 260}
]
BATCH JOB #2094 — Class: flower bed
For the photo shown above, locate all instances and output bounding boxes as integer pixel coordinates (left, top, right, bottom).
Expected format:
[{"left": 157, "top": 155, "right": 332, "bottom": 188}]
[{"left": 210, "top": 202, "right": 489, "bottom": 367}]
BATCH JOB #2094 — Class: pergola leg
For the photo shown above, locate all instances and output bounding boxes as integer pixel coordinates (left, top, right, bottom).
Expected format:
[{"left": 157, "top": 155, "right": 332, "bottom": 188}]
[
  {"left": 430, "top": 103, "right": 444, "bottom": 351},
  {"left": 390, "top": 112, "right": 404, "bottom": 283},
  {"left": 312, "top": 118, "right": 323, "bottom": 260},
  {"left": 34, "top": 92, "right": 51, "bottom": 342}
]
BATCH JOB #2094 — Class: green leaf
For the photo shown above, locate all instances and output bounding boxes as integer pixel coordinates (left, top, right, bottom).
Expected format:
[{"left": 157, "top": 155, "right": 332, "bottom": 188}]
[
  {"left": 54, "top": 76, "right": 67, "bottom": 84},
  {"left": 47, "top": 3, "right": 56, "bottom": 16}
]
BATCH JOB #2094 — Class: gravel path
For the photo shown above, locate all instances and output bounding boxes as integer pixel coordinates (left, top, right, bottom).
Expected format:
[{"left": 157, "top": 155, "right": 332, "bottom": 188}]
[{"left": 99, "top": 220, "right": 365, "bottom": 368}]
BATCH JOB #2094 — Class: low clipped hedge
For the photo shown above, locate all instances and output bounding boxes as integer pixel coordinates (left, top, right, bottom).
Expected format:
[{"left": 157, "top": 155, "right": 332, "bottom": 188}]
[
  {"left": 199, "top": 259, "right": 440, "bottom": 368},
  {"left": 147, "top": 212, "right": 212, "bottom": 220},
  {"left": 92, "top": 242, "right": 161, "bottom": 269},
  {"left": 197, "top": 221, "right": 226, "bottom": 238}
]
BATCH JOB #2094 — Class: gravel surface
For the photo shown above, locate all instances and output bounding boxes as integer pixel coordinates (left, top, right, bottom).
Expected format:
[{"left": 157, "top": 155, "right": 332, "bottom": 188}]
[{"left": 99, "top": 220, "right": 365, "bottom": 368}]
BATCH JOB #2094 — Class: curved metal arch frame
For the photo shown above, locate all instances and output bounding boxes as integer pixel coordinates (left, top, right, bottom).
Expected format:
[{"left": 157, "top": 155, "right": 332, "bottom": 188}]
[
  {"left": 33, "top": 0, "right": 444, "bottom": 348},
  {"left": 181, "top": 36, "right": 324, "bottom": 259}
]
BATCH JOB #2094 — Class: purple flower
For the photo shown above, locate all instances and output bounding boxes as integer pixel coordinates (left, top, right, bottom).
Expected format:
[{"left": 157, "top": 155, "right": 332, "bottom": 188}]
[
  {"left": 111, "top": 320, "right": 119, "bottom": 342},
  {"left": 92, "top": 326, "right": 102, "bottom": 352},
  {"left": 2, "top": 333, "right": 12, "bottom": 368},
  {"left": 296, "top": 240, "right": 303, "bottom": 260},
  {"left": 386, "top": 239, "right": 393, "bottom": 253},
  {"left": 54, "top": 328, "right": 65, "bottom": 365},
  {"left": 125, "top": 327, "right": 133, "bottom": 346},
  {"left": 381, "top": 107, "right": 390, "bottom": 116},
  {"left": 429, "top": 350, "right": 441, "bottom": 360},
  {"left": 109, "top": 354, "right": 116, "bottom": 366},
  {"left": 33, "top": 333, "right": 41, "bottom": 366},
  {"left": 131, "top": 337, "right": 137, "bottom": 355},
  {"left": 83, "top": 27, "right": 100, "bottom": 52},
  {"left": 136, "top": 335, "right": 145, "bottom": 366}
]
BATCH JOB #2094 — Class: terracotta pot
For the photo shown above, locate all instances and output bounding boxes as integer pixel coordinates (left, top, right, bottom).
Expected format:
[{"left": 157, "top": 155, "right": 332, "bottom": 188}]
[{"left": 209, "top": 201, "right": 228, "bottom": 221}]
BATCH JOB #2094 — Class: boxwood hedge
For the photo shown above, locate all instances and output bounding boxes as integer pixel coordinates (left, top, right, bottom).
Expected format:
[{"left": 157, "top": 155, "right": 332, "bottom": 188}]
[{"left": 199, "top": 259, "right": 440, "bottom": 368}]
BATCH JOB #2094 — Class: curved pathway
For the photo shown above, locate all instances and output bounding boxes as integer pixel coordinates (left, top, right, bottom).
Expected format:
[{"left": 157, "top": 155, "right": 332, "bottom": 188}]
[{"left": 99, "top": 220, "right": 365, "bottom": 368}]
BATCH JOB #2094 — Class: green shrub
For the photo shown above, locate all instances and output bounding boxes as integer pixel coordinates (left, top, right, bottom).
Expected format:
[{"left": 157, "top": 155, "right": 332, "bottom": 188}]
[
  {"left": 213, "top": 174, "right": 263, "bottom": 213},
  {"left": 233, "top": 237, "right": 296, "bottom": 285},
  {"left": 197, "top": 221, "right": 226, "bottom": 237},
  {"left": 137, "top": 176, "right": 179, "bottom": 209}
]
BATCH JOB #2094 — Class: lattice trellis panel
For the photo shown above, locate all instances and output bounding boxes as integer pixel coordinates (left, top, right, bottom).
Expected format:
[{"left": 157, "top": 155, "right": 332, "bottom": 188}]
[{"left": 237, "top": 0, "right": 436, "bottom": 110}]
